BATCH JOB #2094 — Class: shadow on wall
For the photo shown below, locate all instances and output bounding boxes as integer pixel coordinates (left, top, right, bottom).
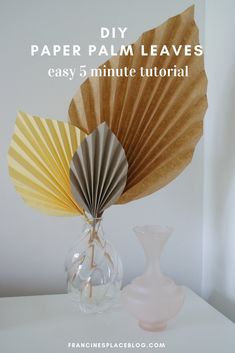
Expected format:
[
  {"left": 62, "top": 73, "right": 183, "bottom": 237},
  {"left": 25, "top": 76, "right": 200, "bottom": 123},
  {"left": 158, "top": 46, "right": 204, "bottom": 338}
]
[
  {"left": 209, "top": 290, "right": 235, "bottom": 323},
  {"left": 207, "top": 67, "right": 235, "bottom": 323}
]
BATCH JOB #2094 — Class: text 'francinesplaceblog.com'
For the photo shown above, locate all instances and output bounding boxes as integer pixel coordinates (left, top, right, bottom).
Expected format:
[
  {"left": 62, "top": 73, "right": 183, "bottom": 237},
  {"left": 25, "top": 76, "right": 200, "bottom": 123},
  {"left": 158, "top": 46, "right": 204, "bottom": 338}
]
[{"left": 68, "top": 342, "right": 166, "bottom": 349}]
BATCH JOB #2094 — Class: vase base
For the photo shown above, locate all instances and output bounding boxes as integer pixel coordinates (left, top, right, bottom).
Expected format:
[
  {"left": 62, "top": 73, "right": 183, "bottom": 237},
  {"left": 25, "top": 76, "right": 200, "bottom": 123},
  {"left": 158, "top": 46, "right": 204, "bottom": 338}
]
[{"left": 139, "top": 320, "right": 167, "bottom": 331}]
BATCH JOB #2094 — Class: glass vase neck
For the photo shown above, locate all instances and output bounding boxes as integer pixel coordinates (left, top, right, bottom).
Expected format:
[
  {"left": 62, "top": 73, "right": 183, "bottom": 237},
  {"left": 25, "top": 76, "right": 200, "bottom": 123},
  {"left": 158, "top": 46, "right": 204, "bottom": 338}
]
[
  {"left": 84, "top": 215, "right": 102, "bottom": 225},
  {"left": 83, "top": 216, "right": 103, "bottom": 243},
  {"left": 133, "top": 225, "right": 173, "bottom": 263}
]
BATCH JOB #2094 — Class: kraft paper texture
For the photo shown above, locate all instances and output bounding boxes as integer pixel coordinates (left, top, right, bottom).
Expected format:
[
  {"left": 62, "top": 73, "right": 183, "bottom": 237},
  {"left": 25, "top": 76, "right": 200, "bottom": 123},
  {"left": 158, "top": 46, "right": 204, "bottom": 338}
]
[{"left": 68, "top": 6, "right": 208, "bottom": 204}]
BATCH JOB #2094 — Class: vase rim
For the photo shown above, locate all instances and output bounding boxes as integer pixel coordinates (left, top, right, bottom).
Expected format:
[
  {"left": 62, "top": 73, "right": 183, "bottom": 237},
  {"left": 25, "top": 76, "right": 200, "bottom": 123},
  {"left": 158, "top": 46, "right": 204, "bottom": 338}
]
[
  {"left": 133, "top": 225, "right": 173, "bottom": 236},
  {"left": 85, "top": 215, "right": 103, "bottom": 224}
]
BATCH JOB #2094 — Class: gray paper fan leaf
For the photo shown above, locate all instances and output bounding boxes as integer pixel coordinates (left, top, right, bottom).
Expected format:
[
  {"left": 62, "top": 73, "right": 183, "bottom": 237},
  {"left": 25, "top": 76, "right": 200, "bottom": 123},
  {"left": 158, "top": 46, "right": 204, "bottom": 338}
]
[{"left": 70, "top": 122, "right": 128, "bottom": 218}]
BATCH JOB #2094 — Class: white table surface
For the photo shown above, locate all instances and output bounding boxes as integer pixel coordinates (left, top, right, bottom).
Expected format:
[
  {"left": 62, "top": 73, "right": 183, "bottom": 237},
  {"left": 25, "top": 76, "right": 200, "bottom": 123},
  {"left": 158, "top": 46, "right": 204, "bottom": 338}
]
[{"left": 0, "top": 287, "right": 235, "bottom": 353}]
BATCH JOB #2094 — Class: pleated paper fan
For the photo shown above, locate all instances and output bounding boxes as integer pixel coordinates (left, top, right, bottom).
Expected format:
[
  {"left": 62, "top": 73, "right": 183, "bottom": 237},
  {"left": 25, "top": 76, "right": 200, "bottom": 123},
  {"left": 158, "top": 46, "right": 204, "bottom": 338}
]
[
  {"left": 68, "top": 6, "right": 208, "bottom": 204},
  {"left": 8, "top": 112, "right": 86, "bottom": 216},
  {"left": 70, "top": 122, "right": 128, "bottom": 218}
]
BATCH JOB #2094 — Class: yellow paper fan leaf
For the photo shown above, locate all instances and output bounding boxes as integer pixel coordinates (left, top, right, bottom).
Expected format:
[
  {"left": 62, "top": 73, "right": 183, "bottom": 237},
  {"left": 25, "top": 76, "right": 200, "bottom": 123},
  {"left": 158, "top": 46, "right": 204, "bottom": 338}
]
[
  {"left": 68, "top": 6, "right": 208, "bottom": 204},
  {"left": 8, "top": 112, "right": 86, "bottom": 216}
]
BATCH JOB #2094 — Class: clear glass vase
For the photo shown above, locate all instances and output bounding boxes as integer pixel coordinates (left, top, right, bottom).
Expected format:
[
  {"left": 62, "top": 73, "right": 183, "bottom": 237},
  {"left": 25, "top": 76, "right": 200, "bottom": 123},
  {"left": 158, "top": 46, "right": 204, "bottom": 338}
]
[{"left": 65, "top": 217, "right": 123, "bottom": 313}]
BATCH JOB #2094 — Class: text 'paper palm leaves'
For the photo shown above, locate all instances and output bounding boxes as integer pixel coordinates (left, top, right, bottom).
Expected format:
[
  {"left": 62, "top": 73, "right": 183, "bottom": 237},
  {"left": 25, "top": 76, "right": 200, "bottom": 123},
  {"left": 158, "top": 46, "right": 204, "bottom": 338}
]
[
  {"left": 70, "top": 122, "right": 128, "bottom": 218},
  {"left": 8, "top": 112, "right": 85, "bottom": 216},
  {"left": 68, "top": 6, "right": 208, "bottom": 204}
]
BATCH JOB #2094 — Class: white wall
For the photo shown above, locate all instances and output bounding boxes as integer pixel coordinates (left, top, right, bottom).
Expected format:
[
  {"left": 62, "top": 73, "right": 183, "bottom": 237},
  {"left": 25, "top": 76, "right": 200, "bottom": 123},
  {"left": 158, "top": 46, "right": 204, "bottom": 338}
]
[
  {"left": 0, "top": 0, "right": 205, "bottom": 297},
  {"left": 203, "top": 0, "right": 235, "bottom": 322}
]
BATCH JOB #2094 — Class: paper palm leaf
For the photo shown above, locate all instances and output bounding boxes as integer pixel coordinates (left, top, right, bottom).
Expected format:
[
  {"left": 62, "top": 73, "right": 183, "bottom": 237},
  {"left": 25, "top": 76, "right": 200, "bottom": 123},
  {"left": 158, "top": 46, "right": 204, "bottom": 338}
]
[
  {"left": 68, "top": 6, "right": 208, "bottom": 204},
  {"left": 70, "top": 122, "right": 128, "bottom": 218},
  {"left": 8, "top": 112, "right": 86, "bottom": 216}
]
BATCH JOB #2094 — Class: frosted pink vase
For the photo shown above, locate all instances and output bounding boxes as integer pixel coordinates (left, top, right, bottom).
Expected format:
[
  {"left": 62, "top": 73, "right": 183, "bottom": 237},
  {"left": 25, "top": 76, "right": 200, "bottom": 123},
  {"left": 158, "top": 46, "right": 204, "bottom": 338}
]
[{"left": 121, "top": 225, "right": 185, "bottom": 331}]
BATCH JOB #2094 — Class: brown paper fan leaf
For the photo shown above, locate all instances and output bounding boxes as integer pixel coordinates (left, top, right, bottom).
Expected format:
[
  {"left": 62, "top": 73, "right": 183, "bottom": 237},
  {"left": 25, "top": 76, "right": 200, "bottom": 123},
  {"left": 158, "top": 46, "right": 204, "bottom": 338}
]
[
  {"left": 70, "top": 122, "right": 128, "bottom": 218},
  {"left": 8, "top": 112, "right": 85, "bottom": 216},
  {"left": 68, "top": 6, "right": 208, "bottom": 204}
]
